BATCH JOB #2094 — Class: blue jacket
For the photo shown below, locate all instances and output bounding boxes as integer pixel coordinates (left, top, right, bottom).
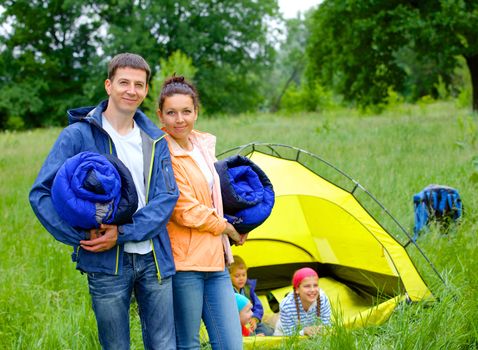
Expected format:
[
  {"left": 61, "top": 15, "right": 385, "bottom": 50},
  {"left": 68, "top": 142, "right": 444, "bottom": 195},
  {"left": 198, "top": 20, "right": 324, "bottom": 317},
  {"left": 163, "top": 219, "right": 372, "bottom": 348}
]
[{"left": 29, "top": 100, "right": 179, "bottom": 277}]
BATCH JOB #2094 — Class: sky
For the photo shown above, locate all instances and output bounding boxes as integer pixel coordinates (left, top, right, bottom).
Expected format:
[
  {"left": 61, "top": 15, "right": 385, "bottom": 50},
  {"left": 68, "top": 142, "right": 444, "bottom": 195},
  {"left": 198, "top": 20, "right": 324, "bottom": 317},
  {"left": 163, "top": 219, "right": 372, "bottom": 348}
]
[{"left": 278, "top": 0, "right": 321, "bottom": 18}]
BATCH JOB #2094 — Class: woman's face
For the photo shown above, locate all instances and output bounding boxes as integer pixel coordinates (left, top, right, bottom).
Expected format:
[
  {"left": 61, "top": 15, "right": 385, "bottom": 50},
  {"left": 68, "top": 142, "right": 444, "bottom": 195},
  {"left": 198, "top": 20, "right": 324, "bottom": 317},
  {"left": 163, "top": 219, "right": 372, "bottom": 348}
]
[
  {"left": 296, "top": 276, "right": 319, "bottom": 310},
  {"left": 158, "top": 94, "right": 197, "bottom": 149}
]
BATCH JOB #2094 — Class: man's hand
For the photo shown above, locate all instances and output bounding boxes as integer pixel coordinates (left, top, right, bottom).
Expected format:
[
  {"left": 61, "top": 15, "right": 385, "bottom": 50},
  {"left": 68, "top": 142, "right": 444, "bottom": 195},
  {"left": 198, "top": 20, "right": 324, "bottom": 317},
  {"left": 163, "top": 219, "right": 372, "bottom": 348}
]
[{"left": 80, "top": 224, "right": 118, "bottom": 252}]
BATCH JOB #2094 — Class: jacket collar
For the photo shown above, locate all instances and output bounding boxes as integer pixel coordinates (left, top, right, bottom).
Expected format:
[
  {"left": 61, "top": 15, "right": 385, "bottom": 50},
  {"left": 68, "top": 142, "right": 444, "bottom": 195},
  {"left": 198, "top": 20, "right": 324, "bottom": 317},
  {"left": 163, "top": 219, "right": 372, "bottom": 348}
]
[{"left": 163, "top": 129, "right": 216, "bottom": 157}]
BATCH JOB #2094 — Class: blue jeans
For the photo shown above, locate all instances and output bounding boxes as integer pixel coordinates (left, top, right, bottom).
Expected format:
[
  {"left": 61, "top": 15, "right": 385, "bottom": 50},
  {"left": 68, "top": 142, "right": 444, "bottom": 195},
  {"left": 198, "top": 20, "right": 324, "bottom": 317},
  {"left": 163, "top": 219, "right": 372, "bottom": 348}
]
[
  {"left": 173, "top": 269, "right": 242, "bottom": 350},
  {"left": 87, "top": 252, "right": 175, "bottom": 350}
]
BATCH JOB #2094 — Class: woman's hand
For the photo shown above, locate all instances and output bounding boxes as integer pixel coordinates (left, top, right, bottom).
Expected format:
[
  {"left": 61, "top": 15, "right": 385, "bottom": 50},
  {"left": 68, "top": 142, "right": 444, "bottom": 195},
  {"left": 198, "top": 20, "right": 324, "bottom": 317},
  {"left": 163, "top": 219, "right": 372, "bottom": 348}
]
[
  {"left": 237, "top": 232, "right": 249, "bottom": 245},
  {"left": 223, "top": 222, "right": 246, "bottom": 245}
]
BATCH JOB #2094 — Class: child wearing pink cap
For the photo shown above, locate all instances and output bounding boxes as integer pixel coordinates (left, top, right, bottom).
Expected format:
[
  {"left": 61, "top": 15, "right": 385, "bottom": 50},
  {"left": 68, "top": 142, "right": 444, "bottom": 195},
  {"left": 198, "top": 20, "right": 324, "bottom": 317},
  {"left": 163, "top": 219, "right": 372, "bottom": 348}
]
[{"left": 274, "top": 267, "right": 331, "bottom": 336}]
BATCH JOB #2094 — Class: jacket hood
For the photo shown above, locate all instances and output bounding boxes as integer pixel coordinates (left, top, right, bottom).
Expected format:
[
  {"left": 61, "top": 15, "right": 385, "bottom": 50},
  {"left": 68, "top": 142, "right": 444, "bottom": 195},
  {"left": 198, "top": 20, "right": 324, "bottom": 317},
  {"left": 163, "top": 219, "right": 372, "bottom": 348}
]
[{"left": 67, "top": 100, "right": 165, "bottom": 140}]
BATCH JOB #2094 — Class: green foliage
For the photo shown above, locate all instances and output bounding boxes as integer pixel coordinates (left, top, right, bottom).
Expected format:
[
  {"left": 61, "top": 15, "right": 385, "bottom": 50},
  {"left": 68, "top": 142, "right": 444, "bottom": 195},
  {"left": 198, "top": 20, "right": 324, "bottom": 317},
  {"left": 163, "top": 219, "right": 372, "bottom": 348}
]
[
  {"left": 97, "top": 0, "right": 279, "bottom": 115},
  {"left": 457, "top": 87, "right": 473, "bottom": 110},
  {"left": 266, "top": 15, "right": 311, "bottom": 112},
  {"left": 434, "top": 76, "right": 449, "bottom": 100},
  {"left": 456, "top": 113, "right": 478, "bottom": 149},
  {"left": 455, "top": 112, "right": 478, "bottom": 184},
  {"left": 454, "top": 56, "right": 473, "bottom": 109},
  {"left": 143, "top": 50, "right": 198, "bottom": 118},
  {"left": 280, "top": 83, "right": 305, "bottom": 113},
  {"left": 0, "top": 0, "right": 280, "bottom": 129},
  {"left": 280, "top": 79, "right": 335, "bottom": 114},
  {"left": 307, "top": 0, "right": 478, "bottom": 110},
  {"left": 0, "top": 0, "right": 104, "bottom": 128},
  {"left": 306, "top": 1, "right": 412, "bottom": 108},
  {"left": 198, "top": 64, "right": 266, "bottom": 115}
]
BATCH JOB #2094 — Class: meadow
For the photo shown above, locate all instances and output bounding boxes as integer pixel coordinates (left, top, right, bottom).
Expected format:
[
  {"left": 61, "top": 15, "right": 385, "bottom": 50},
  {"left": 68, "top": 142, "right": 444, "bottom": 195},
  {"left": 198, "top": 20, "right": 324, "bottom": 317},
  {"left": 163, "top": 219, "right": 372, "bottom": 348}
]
[{"left": 1, "top": 101, "right": 477, "bottom": 349}]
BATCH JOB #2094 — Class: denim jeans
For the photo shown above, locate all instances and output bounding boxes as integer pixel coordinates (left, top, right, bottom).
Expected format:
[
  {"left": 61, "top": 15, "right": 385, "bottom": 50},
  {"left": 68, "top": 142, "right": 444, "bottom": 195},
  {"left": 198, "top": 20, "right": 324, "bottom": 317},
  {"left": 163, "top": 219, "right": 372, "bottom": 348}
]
[
  {"left": 173, "top": 269, "right": 242, "bottom": 350},
  {"left": 87, "top": 252, "right": 175, "bottom": 350}
]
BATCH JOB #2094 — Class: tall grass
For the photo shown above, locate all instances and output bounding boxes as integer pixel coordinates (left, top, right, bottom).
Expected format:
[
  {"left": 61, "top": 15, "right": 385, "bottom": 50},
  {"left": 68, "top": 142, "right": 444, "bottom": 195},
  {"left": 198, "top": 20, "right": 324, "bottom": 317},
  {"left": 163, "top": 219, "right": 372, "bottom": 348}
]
[{"left": 1, "top": 101, "right": 477, "bottom": 349}]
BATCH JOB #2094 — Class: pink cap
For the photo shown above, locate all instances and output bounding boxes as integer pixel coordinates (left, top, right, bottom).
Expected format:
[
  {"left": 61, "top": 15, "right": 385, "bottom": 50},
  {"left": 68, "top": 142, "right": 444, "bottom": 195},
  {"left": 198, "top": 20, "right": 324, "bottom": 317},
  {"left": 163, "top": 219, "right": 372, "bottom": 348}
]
[{"left": 292, "top": 268, "right": 319, "bottom": 290}]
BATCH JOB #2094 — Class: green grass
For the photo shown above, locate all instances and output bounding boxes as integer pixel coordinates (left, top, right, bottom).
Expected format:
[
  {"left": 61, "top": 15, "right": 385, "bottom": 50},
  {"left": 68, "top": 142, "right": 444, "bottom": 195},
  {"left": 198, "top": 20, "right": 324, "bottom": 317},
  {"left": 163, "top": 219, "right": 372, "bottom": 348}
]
[{"left": 1, "top": 101, "right": 477, "bottom": 349}]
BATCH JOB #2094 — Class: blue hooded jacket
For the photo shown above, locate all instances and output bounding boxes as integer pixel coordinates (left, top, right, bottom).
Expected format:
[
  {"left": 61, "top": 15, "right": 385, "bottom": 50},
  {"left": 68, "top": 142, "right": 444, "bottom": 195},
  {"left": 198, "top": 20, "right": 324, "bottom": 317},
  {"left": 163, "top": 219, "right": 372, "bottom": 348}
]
[{"left": 29, "top": 100, "right": 179, "bottom": 277}]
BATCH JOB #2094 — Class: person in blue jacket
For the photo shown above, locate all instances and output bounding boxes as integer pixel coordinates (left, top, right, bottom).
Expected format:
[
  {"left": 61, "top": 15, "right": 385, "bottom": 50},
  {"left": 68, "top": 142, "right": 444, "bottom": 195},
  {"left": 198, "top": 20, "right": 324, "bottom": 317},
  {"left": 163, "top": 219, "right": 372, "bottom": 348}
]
[{"left": 29, "top": 53, "right": 179, "bottom": 350}]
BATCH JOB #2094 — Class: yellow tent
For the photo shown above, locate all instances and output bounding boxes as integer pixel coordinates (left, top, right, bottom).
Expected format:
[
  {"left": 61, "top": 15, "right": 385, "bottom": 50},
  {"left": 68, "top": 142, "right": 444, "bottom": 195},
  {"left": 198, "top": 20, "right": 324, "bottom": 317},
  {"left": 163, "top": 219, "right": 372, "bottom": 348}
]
[{"left": 218, "top": 143, "right": 443, "bottom": 346}]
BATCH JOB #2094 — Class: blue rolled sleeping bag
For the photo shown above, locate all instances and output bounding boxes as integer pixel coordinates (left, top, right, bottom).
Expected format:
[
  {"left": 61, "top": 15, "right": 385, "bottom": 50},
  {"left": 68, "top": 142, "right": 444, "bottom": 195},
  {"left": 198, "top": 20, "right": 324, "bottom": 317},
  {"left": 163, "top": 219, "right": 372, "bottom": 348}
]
[
  {"left": 214, "top": 155, "right": 275, "bottom": 234},
  {"left": 51, "top": 151, "right": 138, "bottom": 229}
]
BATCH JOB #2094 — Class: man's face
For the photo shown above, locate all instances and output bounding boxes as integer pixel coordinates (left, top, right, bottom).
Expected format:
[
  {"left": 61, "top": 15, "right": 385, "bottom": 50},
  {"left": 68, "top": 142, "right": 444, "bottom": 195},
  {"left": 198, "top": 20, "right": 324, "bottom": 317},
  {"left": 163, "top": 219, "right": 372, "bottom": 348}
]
[{"left": 105, "top": 67, "right": 148, "bottom": 116}]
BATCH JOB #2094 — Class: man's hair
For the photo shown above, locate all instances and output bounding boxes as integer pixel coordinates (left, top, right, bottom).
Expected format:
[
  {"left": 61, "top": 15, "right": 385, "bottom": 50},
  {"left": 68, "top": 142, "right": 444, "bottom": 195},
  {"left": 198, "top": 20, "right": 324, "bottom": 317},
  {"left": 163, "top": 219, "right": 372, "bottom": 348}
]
[{"left": 108, "top": 53, "right": 151, "bottom": 82}]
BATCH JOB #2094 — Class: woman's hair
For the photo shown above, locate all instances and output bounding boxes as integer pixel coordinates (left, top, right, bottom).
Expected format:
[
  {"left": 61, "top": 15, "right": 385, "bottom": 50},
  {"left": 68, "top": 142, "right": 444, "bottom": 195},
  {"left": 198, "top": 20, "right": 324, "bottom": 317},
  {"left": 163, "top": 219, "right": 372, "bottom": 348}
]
[
  {"left": 108, "top": 53, "right": 151, "bottom": 82},
  {"left": 158, "top": 75, "right": 199, "bottom": 111}
]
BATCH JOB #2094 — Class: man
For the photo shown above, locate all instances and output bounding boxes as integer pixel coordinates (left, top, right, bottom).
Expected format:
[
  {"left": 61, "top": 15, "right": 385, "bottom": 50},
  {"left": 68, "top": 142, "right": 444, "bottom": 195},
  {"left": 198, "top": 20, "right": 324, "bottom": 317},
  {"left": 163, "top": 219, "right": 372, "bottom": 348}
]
[{"left": 29, "top": 53, "right": 179, "bottom": 349}]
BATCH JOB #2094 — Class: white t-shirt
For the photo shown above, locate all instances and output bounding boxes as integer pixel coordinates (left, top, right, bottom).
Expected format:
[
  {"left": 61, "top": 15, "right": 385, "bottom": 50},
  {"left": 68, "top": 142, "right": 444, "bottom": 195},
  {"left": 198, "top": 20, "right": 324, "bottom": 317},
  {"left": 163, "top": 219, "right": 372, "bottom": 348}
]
[
  {"left": 188, "top": 145, "right": 214, "bottom": 190},
  {"left": 102, "top": 115, "right": 151, "bottom": 254}
]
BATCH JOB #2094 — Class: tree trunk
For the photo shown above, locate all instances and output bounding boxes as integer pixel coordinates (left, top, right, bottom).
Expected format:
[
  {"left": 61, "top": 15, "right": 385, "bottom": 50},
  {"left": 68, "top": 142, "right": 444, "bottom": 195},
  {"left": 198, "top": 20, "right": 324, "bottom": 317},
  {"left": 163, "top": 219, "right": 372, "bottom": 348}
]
[
  {"left": 465, "top": 54, "right": 478, "bottom": 111},
  {"left": 270, "top": 66, "right": 301, "bottom": 113}
]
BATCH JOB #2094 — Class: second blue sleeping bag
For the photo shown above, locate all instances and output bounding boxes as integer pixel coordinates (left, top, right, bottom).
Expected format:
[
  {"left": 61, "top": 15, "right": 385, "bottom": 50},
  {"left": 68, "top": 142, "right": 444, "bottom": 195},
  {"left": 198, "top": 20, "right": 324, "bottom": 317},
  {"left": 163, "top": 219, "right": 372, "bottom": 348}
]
[{"left": 215, "top": 155, "right": 274, "bottom": 234}]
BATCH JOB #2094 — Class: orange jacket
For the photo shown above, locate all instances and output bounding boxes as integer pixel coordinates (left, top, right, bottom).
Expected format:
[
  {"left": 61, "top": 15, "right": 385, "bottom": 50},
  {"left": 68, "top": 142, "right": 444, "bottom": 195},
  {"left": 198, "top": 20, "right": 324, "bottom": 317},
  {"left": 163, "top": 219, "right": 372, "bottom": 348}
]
[{"left": 163, "top": 129, "right": 233, "bottom": 271}]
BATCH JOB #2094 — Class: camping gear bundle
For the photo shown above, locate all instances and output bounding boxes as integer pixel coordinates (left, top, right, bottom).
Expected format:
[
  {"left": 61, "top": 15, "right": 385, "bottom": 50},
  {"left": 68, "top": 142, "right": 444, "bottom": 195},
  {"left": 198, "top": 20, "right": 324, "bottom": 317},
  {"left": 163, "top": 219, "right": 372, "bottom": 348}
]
[
  {"left": 52, "top": 151, "right": 138, "bottom": 229},
  {"left": 215, "top": 155, "right": 275, "bottom": 234},
  {"left": 413, "top": 184, "right": 463, "bottom": 240}
]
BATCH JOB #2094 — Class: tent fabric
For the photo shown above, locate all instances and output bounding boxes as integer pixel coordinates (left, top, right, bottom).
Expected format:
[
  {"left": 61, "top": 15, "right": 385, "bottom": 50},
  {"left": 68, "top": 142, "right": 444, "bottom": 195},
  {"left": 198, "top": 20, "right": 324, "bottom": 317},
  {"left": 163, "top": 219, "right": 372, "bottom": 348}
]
[
  {"left": 230, "top": 151, "right": 432, "bottom": 301},
  {"left": 52, "top": 151, "right": 138, "bottom": 229},
  {"left": 215, "top": 155, "right": 275, "bottom": 234},
  {"left": 211, "top": 143, "right": 441, "bottom": 347}
]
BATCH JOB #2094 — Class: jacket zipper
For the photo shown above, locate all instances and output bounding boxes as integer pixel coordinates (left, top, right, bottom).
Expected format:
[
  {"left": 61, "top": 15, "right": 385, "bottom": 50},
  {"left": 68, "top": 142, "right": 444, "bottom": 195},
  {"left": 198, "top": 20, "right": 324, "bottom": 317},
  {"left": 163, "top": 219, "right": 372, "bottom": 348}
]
[
  {"left": 107, "top": 137, "right": 121, "bottom": 276},
  {"left": 147, "top": 135, "right": 166, "bottom": 282}
]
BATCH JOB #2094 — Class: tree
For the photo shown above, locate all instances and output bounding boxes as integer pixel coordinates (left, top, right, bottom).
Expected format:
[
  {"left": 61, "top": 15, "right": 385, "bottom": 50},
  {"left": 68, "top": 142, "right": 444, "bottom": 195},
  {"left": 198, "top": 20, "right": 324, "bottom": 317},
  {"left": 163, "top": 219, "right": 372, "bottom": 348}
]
[
  {"left": 96, "top": 0, "right": 280, "bottom": 115},
  {"left": 0, "top": 0, "right": 280, "bottom": 129},
  {"left": 307, "top": 0, "right": 478, "bottom": 110},
  {"left": 144, "top": 50, "right": 198, "bottom": 117},
  {"left": 0, "top": 0, "right": 104, "bottom": 128},
  {"left": 268, "top": 15, "right": 311, "bottom": 112}
]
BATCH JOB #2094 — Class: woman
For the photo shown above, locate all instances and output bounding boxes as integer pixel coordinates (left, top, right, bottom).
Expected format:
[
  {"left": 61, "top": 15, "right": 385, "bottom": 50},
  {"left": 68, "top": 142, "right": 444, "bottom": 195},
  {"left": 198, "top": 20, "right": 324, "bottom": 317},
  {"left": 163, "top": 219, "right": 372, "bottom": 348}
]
[
  {"left": 157, "top": 76, "right": 244, "bottom": 350},
  {"left": 274, "top": 267, "right": 331, "bottom": 336}
]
